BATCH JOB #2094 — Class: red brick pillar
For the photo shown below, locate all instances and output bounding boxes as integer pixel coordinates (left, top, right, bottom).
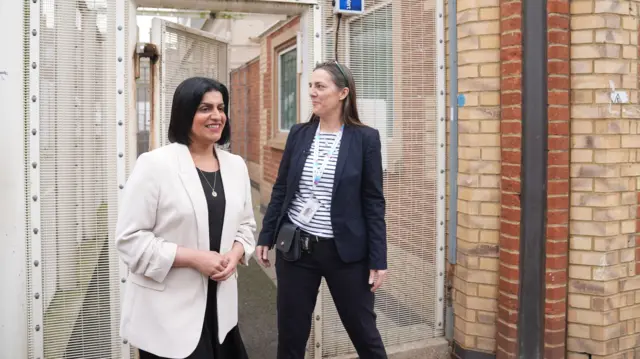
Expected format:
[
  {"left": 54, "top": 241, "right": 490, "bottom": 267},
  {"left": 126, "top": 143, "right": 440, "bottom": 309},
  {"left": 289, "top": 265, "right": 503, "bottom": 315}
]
[
  {"left": 498, "top": 1, "right": 570, "bottom": 358},
  {"left": 544, "top": 1, "right": 570, "bottom": 358},
  {"left": 498, "top": 0, "right": 522, "bottom": 357}
]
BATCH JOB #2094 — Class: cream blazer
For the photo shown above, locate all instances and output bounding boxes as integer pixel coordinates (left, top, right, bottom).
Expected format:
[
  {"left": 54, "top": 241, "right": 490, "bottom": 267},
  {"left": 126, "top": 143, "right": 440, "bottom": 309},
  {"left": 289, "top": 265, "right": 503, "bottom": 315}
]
[{"left": 115, "top": 143, "right": 256, "bottom": 359}]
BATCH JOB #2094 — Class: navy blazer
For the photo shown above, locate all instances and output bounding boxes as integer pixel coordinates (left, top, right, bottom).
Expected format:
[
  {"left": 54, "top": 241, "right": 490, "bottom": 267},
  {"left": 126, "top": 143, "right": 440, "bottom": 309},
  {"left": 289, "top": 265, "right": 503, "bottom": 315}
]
[{"left": 257, "top": 121, "right": 387, "bottom": 270}]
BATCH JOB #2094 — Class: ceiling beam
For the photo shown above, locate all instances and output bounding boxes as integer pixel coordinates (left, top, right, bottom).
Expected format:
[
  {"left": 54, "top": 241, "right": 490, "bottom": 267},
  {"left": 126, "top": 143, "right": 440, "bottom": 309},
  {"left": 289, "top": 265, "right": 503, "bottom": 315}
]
[{"left": 135, "top": 0, "right": 316, "bottom": 15}]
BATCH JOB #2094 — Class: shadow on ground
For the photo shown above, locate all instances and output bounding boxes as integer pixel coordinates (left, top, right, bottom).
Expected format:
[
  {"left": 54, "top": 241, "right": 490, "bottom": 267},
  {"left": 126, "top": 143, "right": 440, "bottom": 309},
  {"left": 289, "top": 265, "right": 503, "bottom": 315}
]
[{"left": 237, "top": 261, "right": 278, "bottom": 359}]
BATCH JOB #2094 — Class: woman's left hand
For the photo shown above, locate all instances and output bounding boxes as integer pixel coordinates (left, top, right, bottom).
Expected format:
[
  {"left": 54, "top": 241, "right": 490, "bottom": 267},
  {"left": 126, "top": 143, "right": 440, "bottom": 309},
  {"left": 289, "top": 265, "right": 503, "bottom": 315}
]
[
  {"left": 210, "top": 243, "right": 245, "bottom": 281},
  {"left": 368, "top": 269, "right": 387, "bottom": 292}
]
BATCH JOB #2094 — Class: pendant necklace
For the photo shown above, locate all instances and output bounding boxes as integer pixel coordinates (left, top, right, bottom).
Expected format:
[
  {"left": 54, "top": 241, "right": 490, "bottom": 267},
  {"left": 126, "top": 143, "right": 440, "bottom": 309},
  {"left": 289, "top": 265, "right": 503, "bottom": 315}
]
[{"left": 197, "top": 167, "right": 218, "bottom": 198}]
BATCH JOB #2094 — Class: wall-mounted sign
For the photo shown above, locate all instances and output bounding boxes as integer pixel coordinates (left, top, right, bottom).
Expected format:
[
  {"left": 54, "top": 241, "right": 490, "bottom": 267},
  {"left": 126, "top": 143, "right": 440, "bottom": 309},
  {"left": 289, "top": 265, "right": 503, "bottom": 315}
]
[
  {"left": 334, "top": 0, "right": 364, "bottom": 15},
  {"left": 610, "top": 91, "right": 629, "bottom": 104}
]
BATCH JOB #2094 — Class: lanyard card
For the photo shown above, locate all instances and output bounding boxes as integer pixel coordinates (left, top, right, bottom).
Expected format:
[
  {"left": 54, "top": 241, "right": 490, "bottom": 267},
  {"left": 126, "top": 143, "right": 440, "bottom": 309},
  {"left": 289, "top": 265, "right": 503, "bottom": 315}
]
[{"left": 298, "top": 196, "right": 321, "bottom": 224}]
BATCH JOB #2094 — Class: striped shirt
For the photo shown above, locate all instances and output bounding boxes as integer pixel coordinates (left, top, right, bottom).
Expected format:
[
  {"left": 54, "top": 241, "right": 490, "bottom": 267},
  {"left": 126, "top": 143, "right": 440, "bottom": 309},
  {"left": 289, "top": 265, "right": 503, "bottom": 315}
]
[{"left": 287, "top": 131, "right": 341, "bottom": 238}]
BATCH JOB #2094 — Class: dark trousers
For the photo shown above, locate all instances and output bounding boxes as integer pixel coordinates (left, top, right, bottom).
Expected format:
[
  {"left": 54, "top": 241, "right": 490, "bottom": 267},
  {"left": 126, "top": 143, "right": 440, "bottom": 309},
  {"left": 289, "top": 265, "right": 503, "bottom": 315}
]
[{"left": 275, "top": 239, "right": 387, "bottom": 359}]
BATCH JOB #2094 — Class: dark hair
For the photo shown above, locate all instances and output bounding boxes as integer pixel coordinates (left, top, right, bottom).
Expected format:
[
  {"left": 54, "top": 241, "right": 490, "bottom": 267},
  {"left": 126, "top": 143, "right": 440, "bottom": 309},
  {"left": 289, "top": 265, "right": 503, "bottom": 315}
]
[
  {"left": 168, "top": 76, "right": 231, "bottom": 146},
  {"left": 309, "top": 61, "right": 363, "bottom": 127}
]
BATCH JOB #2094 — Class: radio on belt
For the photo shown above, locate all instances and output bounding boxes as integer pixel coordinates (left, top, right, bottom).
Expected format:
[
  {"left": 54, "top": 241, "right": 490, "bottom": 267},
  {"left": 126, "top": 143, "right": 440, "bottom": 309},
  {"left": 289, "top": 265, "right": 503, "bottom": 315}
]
[{"left": 333, "top": 0, "right": 365, "bottom": 15}]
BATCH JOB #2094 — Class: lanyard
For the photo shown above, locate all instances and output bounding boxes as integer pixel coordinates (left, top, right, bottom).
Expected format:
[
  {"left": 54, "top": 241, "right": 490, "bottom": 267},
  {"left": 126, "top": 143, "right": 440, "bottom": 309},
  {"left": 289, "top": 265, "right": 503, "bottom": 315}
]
[{"left": 311, "top": 125, "right": 344, "bottom": 190}]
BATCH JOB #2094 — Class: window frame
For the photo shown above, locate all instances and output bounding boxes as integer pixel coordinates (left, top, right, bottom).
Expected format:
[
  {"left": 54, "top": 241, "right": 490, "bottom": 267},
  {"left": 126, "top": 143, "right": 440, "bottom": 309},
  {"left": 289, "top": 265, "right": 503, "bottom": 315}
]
[
  {"left": 277, "top": 43, "right": 298, "bottom": 133},
  {"left": 268, "top": 24, "right": 301, "bottom": 151}
]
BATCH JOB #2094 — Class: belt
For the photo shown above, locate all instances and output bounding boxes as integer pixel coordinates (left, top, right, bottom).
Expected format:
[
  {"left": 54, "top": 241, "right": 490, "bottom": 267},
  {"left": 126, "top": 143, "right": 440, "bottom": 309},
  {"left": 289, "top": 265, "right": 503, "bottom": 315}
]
[
  {"left": 299, "top": 230, "right": 330, "bottom": 253},
  {"left": 299, "top": 230, "right": 330, "bottom": 242}
]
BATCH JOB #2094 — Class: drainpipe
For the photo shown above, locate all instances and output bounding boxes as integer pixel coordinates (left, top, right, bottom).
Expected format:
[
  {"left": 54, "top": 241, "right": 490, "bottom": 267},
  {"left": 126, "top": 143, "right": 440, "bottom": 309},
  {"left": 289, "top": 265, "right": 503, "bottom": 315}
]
[
  {"left": 134, "top": 42, "right": 160, "bottom": 151},
  {"left": 445, "top": 0, "right": 458, "bottom": 343}
]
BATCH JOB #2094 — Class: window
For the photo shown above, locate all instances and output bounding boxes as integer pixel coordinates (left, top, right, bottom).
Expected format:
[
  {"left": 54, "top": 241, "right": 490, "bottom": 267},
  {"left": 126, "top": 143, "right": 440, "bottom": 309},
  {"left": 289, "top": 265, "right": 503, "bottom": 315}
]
[{"left": 278, "top": 45, "right": 298, "bottom": 132}]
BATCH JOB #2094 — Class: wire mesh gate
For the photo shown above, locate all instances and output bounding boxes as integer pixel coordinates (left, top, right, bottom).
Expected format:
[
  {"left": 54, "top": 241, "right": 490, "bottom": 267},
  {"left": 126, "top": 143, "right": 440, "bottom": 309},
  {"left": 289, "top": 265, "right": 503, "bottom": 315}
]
[
  {"left": 151, "top": 19, "right": 229, "bottom": 150},
  {"left": 306, "top": 1, "right": 446, "bottom": 357},
  {"left": 24, "top": 0, "right": 129, "bottom": 357}
]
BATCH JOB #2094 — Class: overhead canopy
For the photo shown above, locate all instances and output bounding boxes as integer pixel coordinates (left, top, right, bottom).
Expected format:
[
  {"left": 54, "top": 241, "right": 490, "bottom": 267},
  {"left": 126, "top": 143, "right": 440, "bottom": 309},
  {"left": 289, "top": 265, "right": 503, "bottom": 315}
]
[{"left": 136, "top": 0, "right": 317, "bottom": 15}]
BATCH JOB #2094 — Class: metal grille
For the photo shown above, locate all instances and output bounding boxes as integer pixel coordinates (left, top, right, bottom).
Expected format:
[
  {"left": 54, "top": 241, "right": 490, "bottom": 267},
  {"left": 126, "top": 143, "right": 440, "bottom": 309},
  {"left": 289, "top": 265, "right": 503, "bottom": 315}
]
[
  {"left": 309, "top": 0, "right": 446, "bottom": 357},
  {"left": 28, "top": 0, "right": 126, "bottom": 357},
  {"left": 153, "top": 20, "right": 228, "bottom": 148}
]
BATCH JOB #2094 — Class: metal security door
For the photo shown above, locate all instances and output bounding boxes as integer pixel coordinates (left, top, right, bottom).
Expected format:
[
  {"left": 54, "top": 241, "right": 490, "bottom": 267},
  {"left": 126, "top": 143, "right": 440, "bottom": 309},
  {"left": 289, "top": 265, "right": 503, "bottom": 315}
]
[
  {"left": 308, "top": 0, "right": 447, "bottom": 357},
  {"left": 25, "top": 0, "right": 130, "bottom": 358},
  {"left": 151, "top": 19, "right": 229, "bottom": 150}
]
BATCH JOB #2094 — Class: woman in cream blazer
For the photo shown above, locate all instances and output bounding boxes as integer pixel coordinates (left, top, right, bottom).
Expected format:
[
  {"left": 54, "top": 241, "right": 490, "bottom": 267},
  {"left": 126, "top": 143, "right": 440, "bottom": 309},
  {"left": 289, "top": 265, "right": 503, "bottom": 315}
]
[{"left": 115, "top": 77, "right": 256, "bottom": 359}]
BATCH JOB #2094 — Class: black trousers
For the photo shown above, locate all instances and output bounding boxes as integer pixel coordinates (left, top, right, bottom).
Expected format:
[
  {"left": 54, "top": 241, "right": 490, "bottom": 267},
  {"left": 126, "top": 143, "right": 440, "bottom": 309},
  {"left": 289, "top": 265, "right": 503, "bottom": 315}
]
[{"left": 275, "top": 239, "right": 387, "bottom": 359}]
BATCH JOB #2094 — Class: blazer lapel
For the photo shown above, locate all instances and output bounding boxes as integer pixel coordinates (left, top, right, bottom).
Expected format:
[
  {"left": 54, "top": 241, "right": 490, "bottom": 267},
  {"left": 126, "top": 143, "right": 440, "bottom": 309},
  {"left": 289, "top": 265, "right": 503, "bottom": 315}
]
[
  {"left": 175, "top": 144, "right": 209, "bottom": 251},
  {"left": 289, "top": 122, "right": 317, "bottom": 192},
  {"left": 332, "top": 125, "right": 352, "bottom": 195},
  {"left": 215, "top": 148, "right": 233, "bottom": 254}
]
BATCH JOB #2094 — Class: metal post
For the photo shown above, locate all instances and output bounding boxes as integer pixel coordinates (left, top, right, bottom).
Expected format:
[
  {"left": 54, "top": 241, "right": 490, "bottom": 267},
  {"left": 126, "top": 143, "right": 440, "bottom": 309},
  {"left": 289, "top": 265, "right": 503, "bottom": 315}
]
[
  {"left": 299, "top": 9, "right": 311, "bottom": 123},
  {"left": 435, "top": 0, "right": 447, "bottom": 335},
  {"left": 116, "top": 0, "right": 130, "bottom": 357},
  {"left": 28, "top": 0, "right": 45, "bottom": 355},
  {"left": 0, "top": 1, "right": 28, "bottom": 357},
  {"left": 447, "top": 0, "right": 459, "bottom": 267},
  {"left": 150, "top": 18, "right": 163, "bottom": 149},
  {"left": 311, "top": 4, "right": 323, "bottom": 358},
  {"left": 244, "top": 69, "right": 249, "bottom": 160},
  {"left": 445, "top": 0, "right": 459, "bottom": 342}
]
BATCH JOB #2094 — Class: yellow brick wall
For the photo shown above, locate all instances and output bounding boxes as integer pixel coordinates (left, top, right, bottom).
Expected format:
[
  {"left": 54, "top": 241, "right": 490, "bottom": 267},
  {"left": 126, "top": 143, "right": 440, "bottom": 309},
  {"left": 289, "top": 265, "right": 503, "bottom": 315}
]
[
  {"left": 568, "top": 1, "right": 640, "bottom": 357},
  {"left": 448, "top": 0, "right": 502, "bottom": 353}
]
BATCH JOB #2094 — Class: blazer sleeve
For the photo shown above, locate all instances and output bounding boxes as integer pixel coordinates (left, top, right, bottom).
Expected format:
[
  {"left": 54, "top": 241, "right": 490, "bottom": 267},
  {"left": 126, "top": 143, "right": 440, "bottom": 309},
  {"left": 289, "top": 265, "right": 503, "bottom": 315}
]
[
  {"left": 257, "top": 124, "right": 301, "bottom": 247},
  {"left": 362, "top": 129, "right": 387, "bottom": 270},
  {"left": 234, "top": 160, "right": 257, "bottom": 265},
  {"left": 115, "top": 152, "right": 178, "bottom": 283}
]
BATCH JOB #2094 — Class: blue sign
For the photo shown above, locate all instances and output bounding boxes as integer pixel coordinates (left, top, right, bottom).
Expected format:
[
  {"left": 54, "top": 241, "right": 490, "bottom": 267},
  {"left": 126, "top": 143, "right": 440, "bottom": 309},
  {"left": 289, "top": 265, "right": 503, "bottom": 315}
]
[{"left": 334, "top": 0, "right": 364, "bottom": 15}]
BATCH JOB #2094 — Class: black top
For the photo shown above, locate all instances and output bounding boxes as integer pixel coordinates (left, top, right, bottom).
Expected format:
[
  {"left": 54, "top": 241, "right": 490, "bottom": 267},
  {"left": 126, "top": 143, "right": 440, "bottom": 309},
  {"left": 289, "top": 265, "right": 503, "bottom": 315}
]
[
  {"left": 139, "top": 169, "right": 247, "bottom": 359},
  {"left": 200, "top": 169, "right": 226, "bottom": 254}
]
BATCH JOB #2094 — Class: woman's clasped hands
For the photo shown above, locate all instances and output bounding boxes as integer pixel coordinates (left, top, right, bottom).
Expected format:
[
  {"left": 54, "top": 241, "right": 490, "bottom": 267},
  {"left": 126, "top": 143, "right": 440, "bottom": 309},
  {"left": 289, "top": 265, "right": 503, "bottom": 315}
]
[{"left": 192, "top": 244, "right": 244, "bottom": 282}]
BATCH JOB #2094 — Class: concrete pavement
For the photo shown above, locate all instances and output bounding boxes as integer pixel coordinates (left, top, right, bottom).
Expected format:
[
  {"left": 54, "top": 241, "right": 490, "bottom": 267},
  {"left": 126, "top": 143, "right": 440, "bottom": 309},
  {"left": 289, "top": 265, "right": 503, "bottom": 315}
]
[
  {"left": 237, "top": 187, "right": 450, "bottom": 359},
  {"left": 236, "top": 187, "right": 278, "bottom": 359}
]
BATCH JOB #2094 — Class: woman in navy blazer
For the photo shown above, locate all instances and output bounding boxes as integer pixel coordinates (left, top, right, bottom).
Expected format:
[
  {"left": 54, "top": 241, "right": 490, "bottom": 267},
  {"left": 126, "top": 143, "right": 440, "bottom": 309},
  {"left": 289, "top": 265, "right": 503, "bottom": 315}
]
[{"left": 256, "top": 61, "right": 388, "bottom": 359}]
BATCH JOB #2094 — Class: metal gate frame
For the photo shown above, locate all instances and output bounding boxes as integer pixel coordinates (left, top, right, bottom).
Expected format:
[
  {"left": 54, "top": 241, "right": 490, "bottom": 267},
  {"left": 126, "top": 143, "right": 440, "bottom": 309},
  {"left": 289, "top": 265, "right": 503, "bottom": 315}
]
[
  {"left": 150, "top": 19, "right": 229, "bottom": 150},
  {"left": 116, "top": 0, "right": 130, "bottom": 356},
  {"left": 311, "top": 0, "right": 447, "bottom": 356},
  {"left": 26, "top": 0, "right": 129, "bottom": 358},
  {"left": 28, "top": 0, "right": 45, "bottom": 356}
]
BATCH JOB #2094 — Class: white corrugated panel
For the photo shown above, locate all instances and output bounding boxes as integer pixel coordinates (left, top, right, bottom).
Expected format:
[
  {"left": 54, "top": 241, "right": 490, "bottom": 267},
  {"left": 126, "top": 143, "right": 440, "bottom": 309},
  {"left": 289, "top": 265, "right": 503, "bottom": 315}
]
[
  {"left": 27, "top": 0, "right": 127, "bottom": 357},
  {"left": 154, "top": 20, "right": 228, "bottom": 148},
  {"left": 309, "top": 0, "right": 446, "bottom": 357}
]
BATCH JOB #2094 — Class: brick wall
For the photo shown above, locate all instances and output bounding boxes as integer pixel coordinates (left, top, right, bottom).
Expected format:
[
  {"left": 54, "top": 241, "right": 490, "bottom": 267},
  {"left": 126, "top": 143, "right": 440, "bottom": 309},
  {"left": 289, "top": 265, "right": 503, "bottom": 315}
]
[
  {"left": 545, "top": 1, "right": 570, "bottom": 358},
  {"left": 259, "top": 17, "right": 300, "bottom": 207},
  {"left": 451, "top": 0, "right": 502, "bottom": 355},
  {"left": 568, "top": 1, "right": 640, "bottom": 357},
  {"left": 230, "top": 65, "right": 248, "bottom": 159},
  {"left": 229, "top": 58, "right": 261, "bottom": 184},
  {"left": 498, "top": 0, "right": 522, "bottom": 357}
]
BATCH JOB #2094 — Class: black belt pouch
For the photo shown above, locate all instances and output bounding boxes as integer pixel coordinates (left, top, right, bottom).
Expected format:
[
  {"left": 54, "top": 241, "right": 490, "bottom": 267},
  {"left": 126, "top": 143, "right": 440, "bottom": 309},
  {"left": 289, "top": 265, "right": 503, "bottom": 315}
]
[{"left": 275, "top": 221, "right": 301, "bottom": 262}]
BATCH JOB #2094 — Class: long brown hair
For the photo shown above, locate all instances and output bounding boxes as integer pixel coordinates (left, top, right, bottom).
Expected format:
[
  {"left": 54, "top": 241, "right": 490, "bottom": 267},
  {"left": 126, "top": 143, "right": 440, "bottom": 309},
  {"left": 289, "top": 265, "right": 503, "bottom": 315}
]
[{"left": 308, "top": 61, "right": 363, "bottom": 127}]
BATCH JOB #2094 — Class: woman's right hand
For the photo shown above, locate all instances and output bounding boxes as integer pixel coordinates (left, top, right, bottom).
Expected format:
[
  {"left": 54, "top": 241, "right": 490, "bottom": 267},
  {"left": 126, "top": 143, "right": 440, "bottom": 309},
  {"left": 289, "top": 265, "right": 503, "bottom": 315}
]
[{"left": 255, "top": 245, "right": 271, "bottom": 267}]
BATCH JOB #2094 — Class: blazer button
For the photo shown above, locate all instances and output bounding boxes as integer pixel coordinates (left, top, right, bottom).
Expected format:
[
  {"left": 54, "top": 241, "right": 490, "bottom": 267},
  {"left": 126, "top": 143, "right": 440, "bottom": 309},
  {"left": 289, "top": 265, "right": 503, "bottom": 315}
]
[{"left": 281, "top": 241, "right": 284, "bottom": 245}]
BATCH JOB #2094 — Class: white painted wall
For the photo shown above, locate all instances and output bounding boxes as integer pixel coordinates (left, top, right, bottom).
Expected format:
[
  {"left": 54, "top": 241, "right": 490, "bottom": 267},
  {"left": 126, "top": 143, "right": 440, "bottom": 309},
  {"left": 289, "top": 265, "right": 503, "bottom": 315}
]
[
  {"left": 0, "top": 1, "right": 28, "bottom": 357},
  {"left": 207, "top": 14, "right": 287, "bottom": 69}
]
